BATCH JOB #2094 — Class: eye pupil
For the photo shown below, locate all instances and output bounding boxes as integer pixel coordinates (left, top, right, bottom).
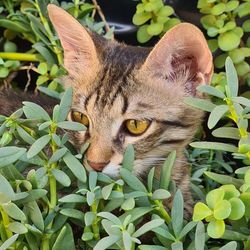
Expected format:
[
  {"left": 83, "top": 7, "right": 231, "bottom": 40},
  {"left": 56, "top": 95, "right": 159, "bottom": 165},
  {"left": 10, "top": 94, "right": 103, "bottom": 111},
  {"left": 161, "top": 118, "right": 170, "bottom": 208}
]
[{"left": 125, "top": 119, "right": 149, "bottom": 135}]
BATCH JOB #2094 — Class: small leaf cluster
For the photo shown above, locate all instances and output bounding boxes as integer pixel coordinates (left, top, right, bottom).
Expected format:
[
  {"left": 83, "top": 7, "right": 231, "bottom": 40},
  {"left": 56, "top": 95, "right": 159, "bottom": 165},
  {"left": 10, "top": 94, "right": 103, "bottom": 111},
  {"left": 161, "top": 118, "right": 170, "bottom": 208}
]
[
  {"left": 132, "top": 0, "right": 180, "bottom": 43},
  {"left": 198, "top": 0, "right": 250, "bottom": 82}
]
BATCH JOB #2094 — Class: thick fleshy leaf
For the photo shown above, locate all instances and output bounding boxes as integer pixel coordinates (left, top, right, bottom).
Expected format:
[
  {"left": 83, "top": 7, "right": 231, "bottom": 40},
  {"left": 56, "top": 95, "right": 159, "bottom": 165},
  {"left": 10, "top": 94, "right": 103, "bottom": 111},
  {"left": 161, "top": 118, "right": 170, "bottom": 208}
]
[
  {"left": 133, "top": 219, "right": 164, "bottom": 238},
  {"left": 214, "top": 200, "right": 231, "bottom": 220},
  {"left": 228, "top": 198, "right": 245, "bottom": 220},
  {"left": 52, "top": 169, "right": 71, "bottom": 187},
  {"left": 0, "top": 174, "right": 15, "bottom": 202},
  {"left": 207, "top": 219, "right": 225, "bottom": 238},
  {"left": 160, "top": 150, "right": 176, "bottom": 190},
  {"left": 121, "top": 198, "right": 135, "bottom": 211},
  {"left": 206, "top": 189, "right": 224, "bottom": 209},
  {"left": 208, "top": 105, "right": 229, "bottom": 129},
  {"left": 184, "top": 97, "right": 216, "bottom": 112},
  {"left": 0, "top": 234, "right": 19, "bottom": 250},
  {"left": 57, "top": 87, "right": 73, "bottom": 122},
  {"left": 63, "top": 152, "right": 86, "bottom": 182},
  {"left": 122, "top": 144, "right": 134, "bottom": 171},
  {"left": 8, "top": 222, "right": 28, "bottom": 234},
  {"left": 152, "top": 189, "right": 171, "bottom": 200},
  {"left": 219, "top": 185, "right": 240, "bottom": 200},
  {"left": 197, "top": 85, "right": 225, "bottom": 99},
  {"left": 57, "top": 121, "right": 86, "bottom": 131},
  {"left": 195, "top": 221, "right": 205, "bottom": 250},
  {"left": 93, "top": 235, "right": 120, "bottom": 250},
  {"left": 23, "top": 102, "right": 51, "bottom": 121},
  {"left": 190, "top": 142, "right": 238, "bottom": 153},
  {"left": 193, "top": 202, "right": 212, "bottom": 221},
  {"left": 0, "top": 147, "right": 26, "bottom": 168},
  {"left": 219, "top": 241, "right": 237, "bottom": 250},
  {"left": 27, "top": 134, "right": 50, "bottom": 158},
  {"left": 2, "top": 203, "right": 26, "bottom": 221},
  {"left": 225, "top": 57, "right": 238, "bottom": 97}
]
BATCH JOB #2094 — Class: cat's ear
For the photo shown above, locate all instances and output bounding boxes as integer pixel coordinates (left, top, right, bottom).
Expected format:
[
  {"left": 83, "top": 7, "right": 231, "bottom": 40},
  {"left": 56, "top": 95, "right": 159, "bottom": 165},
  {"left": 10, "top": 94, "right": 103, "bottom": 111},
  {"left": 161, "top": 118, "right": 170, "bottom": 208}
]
[
  {"left": 47, "top": 4, "right": 99, "bottom": 78},
  {"left": 140, "top": 23, "right": 213, "bottom": 95}
]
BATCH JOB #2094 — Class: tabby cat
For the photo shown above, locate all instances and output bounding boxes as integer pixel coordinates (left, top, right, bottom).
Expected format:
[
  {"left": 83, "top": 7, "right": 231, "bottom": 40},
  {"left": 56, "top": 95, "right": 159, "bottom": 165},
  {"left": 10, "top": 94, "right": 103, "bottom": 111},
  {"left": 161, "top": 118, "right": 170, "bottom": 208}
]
[{"left": 0, "top": 4, "right": 213, "bottom": 214}]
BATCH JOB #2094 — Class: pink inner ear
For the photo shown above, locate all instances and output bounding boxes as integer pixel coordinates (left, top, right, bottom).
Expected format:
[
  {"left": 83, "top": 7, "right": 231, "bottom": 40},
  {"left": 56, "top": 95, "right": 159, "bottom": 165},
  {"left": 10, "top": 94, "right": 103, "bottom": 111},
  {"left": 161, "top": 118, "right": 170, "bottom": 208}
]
[{"left": 141, "top": 23, "right": 213, "bottom": 85}]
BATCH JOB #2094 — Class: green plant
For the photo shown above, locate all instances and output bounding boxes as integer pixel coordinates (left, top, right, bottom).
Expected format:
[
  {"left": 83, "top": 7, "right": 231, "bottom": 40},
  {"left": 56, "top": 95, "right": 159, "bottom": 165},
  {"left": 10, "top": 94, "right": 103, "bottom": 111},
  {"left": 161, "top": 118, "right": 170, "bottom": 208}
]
[
  {"left": 198, "top": 0, "right": 250, "bottom": 84},
  {"left": 132, "top": 0, "right": 180, "bottom": 43}
]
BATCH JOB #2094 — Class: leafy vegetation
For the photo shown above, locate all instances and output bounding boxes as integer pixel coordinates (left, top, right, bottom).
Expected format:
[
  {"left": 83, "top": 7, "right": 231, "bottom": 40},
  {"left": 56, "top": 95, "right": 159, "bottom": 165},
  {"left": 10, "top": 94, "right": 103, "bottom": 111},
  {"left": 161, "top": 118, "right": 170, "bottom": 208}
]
[{"left": 0, "top": 0, "right": 250, "bottom": 249}]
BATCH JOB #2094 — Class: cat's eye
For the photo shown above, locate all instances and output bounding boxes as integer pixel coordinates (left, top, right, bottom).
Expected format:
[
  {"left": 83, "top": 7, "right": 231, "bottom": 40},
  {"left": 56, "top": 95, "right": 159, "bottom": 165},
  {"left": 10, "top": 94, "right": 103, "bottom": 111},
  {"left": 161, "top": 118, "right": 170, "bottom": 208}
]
[
  {"left": 125, "top": 119, "right": 150, "bottom": 135},
  {"left": 71, "top": 111, "right": 89, "bottom": 127}
]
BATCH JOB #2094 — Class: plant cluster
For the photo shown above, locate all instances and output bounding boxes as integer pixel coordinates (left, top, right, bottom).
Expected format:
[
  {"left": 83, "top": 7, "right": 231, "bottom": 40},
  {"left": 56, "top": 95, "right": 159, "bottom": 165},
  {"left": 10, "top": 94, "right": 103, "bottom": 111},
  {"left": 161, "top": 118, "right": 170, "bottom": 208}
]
[
  {"left": 132, "top": 0, "right": 180, "bottom": 43},
  {"left": 0, "top": 86, "right": 241, "bottom": 249},
  {"left": 0, "top": 0, "right": 113, "bottom": 94},
  {"left": 198, "top": 0, "right": 250, "bottom": 89}
]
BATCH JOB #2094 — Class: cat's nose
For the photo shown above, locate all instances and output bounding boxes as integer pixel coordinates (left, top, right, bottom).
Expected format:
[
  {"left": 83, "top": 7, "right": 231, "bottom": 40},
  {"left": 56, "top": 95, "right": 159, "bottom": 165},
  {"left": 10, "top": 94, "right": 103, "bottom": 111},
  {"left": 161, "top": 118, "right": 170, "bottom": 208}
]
[{"left": 87, "top": 160, "right": 109, "bottom": 172}]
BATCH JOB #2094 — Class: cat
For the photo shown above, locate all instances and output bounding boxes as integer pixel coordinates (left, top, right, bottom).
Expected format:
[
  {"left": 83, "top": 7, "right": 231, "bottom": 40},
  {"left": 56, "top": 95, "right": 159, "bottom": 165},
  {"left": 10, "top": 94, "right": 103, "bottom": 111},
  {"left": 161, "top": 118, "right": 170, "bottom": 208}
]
[{"left": 0, "top": 4, "right": 213, "bottom": 215}]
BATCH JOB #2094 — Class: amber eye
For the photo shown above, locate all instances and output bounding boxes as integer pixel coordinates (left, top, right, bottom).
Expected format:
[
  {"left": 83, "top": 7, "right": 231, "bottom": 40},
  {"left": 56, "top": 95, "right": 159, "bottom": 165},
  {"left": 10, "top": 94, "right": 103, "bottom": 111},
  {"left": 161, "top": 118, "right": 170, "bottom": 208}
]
[
  {"left": 125, "top": 119, "right": 150, "bottom": 135},
  {"left": 71, "top": 111, "right": 89, "bottom": 127}
]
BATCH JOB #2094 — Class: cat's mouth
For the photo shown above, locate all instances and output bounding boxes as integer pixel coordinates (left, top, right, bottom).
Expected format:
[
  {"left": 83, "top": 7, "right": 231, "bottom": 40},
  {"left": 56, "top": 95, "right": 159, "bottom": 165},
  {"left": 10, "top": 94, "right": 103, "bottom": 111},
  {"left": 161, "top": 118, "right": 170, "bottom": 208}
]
[{"left": 83, "top": 158, "right": 121, "bottom": 178}]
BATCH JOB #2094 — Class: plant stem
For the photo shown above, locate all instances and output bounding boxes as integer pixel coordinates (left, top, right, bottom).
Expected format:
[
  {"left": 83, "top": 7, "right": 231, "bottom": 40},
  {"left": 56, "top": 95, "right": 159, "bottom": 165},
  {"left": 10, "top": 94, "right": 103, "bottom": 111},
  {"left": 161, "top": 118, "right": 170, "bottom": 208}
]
[
  {"left": 91, "top": 200, "right": 100, "bottom": 240},
  {"left": 0, "top": 206, "right": 12, "bottom": 239},
  {"left": 0, "top": 52, "right": 41, "bottom": 61},
  {"left": 34, "top": 0, "right": 63, "bottom": 65},
  {"left": 154, "top": 200, "right": 171, "bottom": 224}
]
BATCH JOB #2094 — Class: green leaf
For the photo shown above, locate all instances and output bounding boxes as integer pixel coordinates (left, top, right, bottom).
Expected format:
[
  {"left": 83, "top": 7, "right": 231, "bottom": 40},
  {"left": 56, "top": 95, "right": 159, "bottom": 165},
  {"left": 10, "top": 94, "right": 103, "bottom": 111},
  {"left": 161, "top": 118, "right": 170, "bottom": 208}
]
[
  {"left": 225, "top": 57, "right": 238, "bottom": 97},
  {"left": 16, "top": 126, "right": 35, "bottom": 144},
  {"left": 219, "top": 241, "right": 237, "bottom": 250},
  {"left": 171, "top": 242, "right": 183, "bottom": 250},
  {"left": 197, "top": 85, "right": 225, "bottom": 99},
  {"left": 208, "top": 105, "right": 229, "bottom": 129},
  {"left": 218, "top": 32, "right": 241, "bottom": 51},
  {"left": 37, "top": 62, "right": 48, "bottom": 75},
  {"left": 0, "top": 146, "right": 26, "bottom": 168},
  {"left": 57, "top": 121, "right": 86, "bottom": 131},
  {"left": 235, "top": 61, "right": 250, "bottom": 77},
  {"left": 59, "top": 194, "right": 84, "bottom": 203},
  {"left": 212, "top": 127, "right": 240, "bottom": 140},
  {"left": 137, "top": 25, "right": 152, "bottom": 43},
  {"left": 36, "top": 75, "right": 49, "bottom": 85},
  {"left": 2, "top": 203, "right": 26, "bottom": 221},
  {"left": 0, "top": 234, "right": 19, "bottom": 250},
  {"left": 63, "top": 152, "right": 86, "bottom": 182},
  {"left": 207, "top": 219, "right": 225, "bottom": 238},
  {"left": 171, "top": 190, "right": 183, "bottom": 237},
  {"left": 60, "top": 208, "right": 84, "bottom": 220},
  {"left": 0, "top": 67, "right": 9, "bottom": 78},
  {"left": 179, "top": 221, "right": 197, "bottom": 239},
  {"left": 195, "top": 221, "right": 205, "bottom": 250},
  {"left": 204, "top": 171, "right": 243, "bottom": 188},
  {"left": 52, "top": 224, "right": 76, "bottom": 250},
  {"left": 27, "top": 201, "right": 44, "bottom": 231},
  {"left": 211, "top": 3, "right": 225, "bottom": 15},
  {"left": 23, "top": 101, "right": 51, "bottom": 121},
  {"left": 102, "top": 183, "right": 114, "bottom": 200},
  {"left": 206, "top": 188, "right": 225, "bottom": 209},
  {"left": 52, "top": 169, "right": 71, "bottom": 187},
  {"left": 133, "top": 219, "right": 164, "bottom": 238},
  {"left": 8, "top": 222, "right": 27, "bottom": 234},
  {"left": 0, "top": 174, "right": 15, "bottom": 202},
  {"left": 190, "top": 142, "right": 238, "bottom": 153},
  {"left": 193, "top": 202, "right": 212, "bottom": 221},
  {"left": 232, "top": 96, "right": 250, "bottom": 107},
  {"left": 120, "top": 168, "right": 147, "bottom": 192},
  {"left": 98, "top": 212, "right": 121, "bottom": 225},
  {"left": 121, "top": 198, "right": 135, "bottom": 210},
  {"left": 228, "top": 197, "right": 245, "bottom": 220},
  {"left": 89, "top": 171, "right": 98, "bottom": 191},
  {"left": 38, "top": 86, "right": 60, "bottom": 99},
  {"left": 152, "top": 189, "right": 171, "bottom": 200},
  {"left": 93, "top": 235, "right": 120, "bottom": 250},
  {"left": 27, "top": 134, "right": 50, "bottom": 158},
  {"left": 133, "top": 12, "right": 151, "bottom": 25},
  {"left": 123, "top": 231, "right": 132, "bottom": 250},
  {"left": 160, "top": 150, "right": 176, "bottom": 190},
  {"left": 214, "top": 200, "right": 231, "bottom": 220},
  {"left": 147, "top": 167, "right": 155, "bottom": 192},
  {"left": 243, "top": 20, "right": 250, "bottom": 32},
  {"left": 49, "top": 148, "right": 68, "bottom": 164},
  {"left": 86, "top": 191, "right": 95, "bottom": 206},
  {"left": 84, "top": 212, "right": 95, "bottom": 226},
  {"left": 139, "top": 246, "right": 166, "bottom": 250},
  {"left": 0, "top": 19, "right": 29, "bottom": 33},
  {"left": 184, "top": 97, "right": 216, "bottom": 112},
  {"left": 122, "top": 144, "right": 134, "bottom": 171},
  {"left": 57, "top": 88, "right": 73, "bottom": 122},
  {"left": 147, "top": 22, "right": 164, "bottom": 36}
]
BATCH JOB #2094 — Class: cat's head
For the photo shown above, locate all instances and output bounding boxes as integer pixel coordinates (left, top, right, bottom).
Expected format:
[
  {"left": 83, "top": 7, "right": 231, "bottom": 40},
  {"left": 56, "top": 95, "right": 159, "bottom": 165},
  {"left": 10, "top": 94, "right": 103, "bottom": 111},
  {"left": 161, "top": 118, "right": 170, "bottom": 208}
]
[{"left": 48, "top": 4, "right": 213, "bottom": 177}]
